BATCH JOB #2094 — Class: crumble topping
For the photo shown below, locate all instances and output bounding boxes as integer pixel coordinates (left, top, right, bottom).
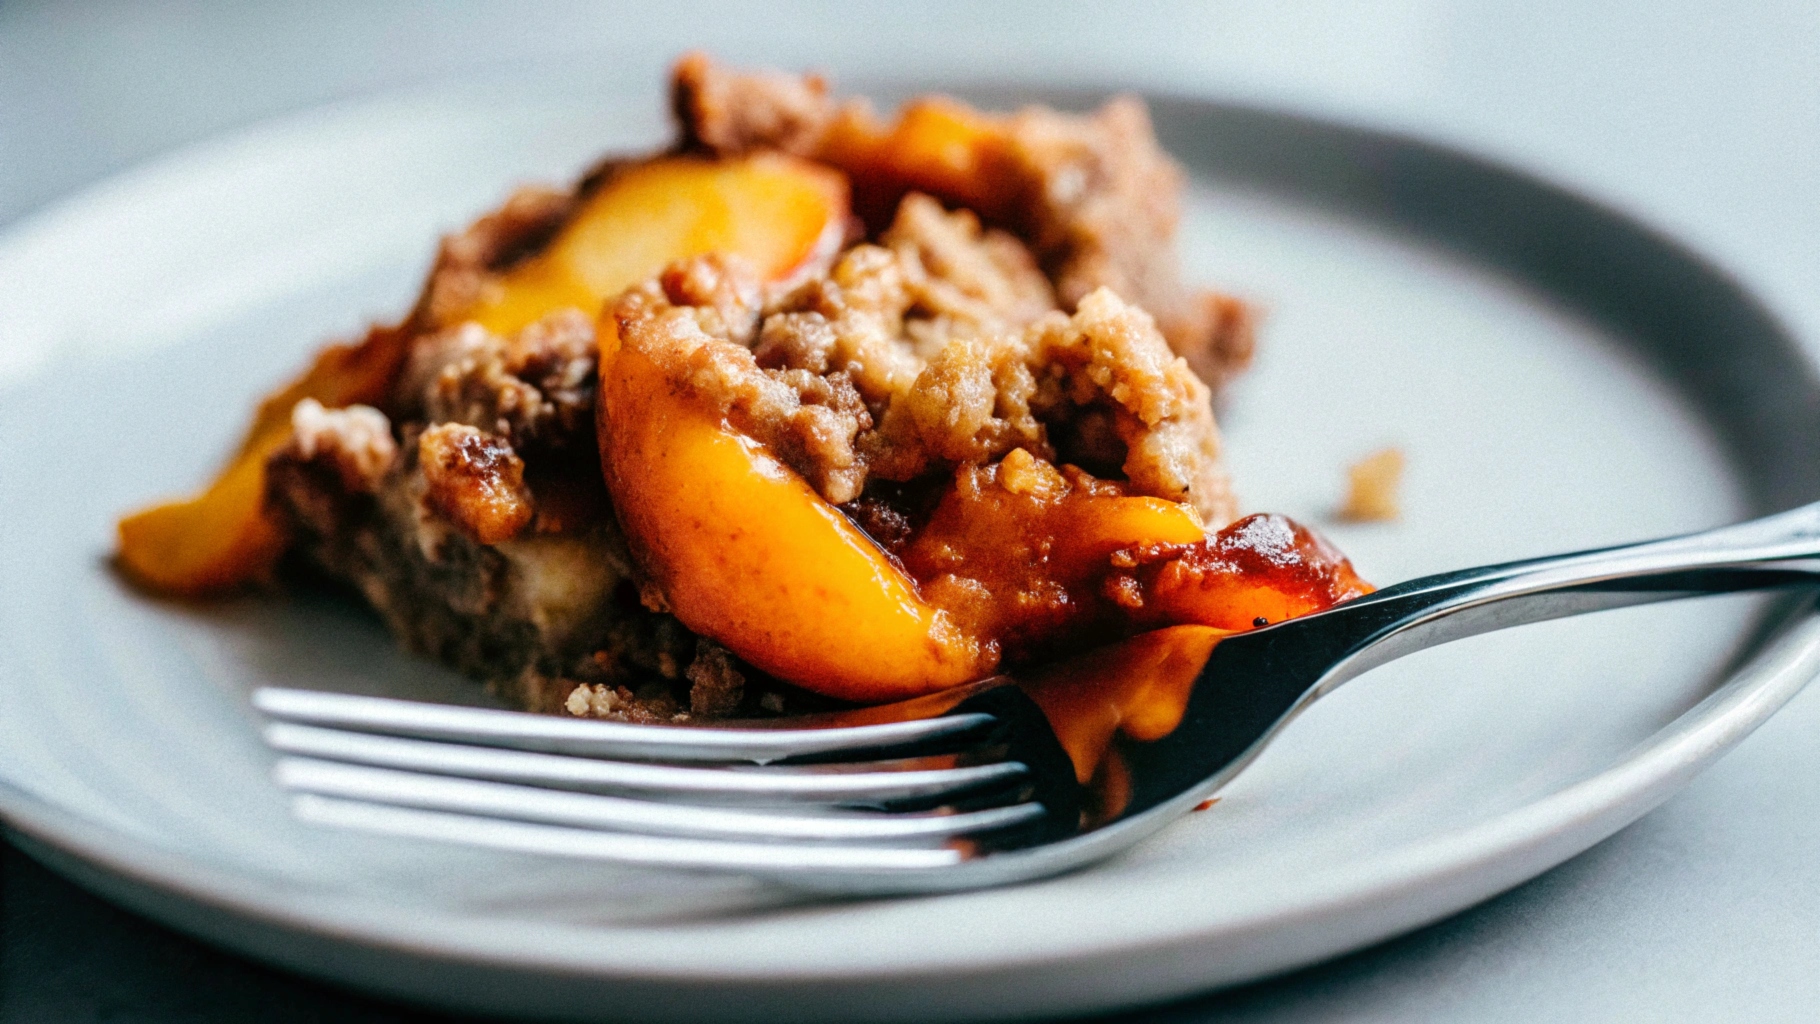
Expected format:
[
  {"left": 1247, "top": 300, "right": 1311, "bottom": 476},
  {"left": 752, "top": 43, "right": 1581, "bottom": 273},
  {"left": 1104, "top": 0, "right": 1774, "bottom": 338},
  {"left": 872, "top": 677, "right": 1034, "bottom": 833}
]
[
  {"left": 401, "top": 310, "right": 598, "bottom": 450},
  {"left": 672, "top": 51, "right": 835, "bottom": 159},
  {"left": 250, "top": 56, "right": 1260, "bottom": 721},
  {"left": 614, "top": 195, "right": 1234, "bottom": 521},
  {"left": 684, "top": 639, "right": 747, "bottom": 717},
  {"left": 286, "top": 399, "right": 396, "bottom": 494},
  {"left": 1339, "top": 447, "right": 1405, "bottom": 522},
  {"left": 671, "top": 53, "right": 1256, "bottom": 390},
  {"left": 412, "top": 186, "right": 575, "bottom": 332},
  {"left": 416, "top": 423, "right": 534, "bottom": 546}
]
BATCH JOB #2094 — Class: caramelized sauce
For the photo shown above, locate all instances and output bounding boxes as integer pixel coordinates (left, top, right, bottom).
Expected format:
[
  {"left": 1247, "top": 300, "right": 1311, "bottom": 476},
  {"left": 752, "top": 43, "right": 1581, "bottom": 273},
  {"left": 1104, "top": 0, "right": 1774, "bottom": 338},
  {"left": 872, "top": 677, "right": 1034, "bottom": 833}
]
[
  {"left": 1006, "top": 516, "right": 1366, "bottom": 819},
  {"left": 779, "top": 521, "right": 1363, "bottom": 830},
  {"left": 1119, "top": 513, "right": 1370, "bottom": 632},
  {"left": 1082, "top": 748, "right": 1134, "bottom": 829},
  {"left": 950, "top": 511, "right": 1365, "bottom": 825},
  {"left": 895, "top": 456, "right": 1207, "bottom": 667},
  {"left": 1013, "top": 625, "right": 1217, "bottom": 828},
  {"left": 1017, "top": 625, "right": 1225, "bottom": 784},
  {"left": 793, "top": 461, "right": 1372, "bottom": 818},
  {"left": 882, "top": 455, "right": 1369, "bottom": 671}
]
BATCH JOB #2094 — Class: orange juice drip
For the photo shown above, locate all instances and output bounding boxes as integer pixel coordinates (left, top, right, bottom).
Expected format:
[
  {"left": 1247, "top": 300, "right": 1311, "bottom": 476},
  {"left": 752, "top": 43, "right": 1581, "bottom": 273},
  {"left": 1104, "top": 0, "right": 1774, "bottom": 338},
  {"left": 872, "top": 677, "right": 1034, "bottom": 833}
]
[{"left": 1016, "top": 625, "right": 1225, "bottom": 785}]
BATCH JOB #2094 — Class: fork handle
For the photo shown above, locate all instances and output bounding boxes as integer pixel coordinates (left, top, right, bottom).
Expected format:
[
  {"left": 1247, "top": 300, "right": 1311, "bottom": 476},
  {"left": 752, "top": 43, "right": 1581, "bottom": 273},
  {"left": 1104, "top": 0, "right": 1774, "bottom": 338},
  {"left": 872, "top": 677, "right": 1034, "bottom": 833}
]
[{"left": 1311, "top": 498, "right": 1820, "bottom": 691}]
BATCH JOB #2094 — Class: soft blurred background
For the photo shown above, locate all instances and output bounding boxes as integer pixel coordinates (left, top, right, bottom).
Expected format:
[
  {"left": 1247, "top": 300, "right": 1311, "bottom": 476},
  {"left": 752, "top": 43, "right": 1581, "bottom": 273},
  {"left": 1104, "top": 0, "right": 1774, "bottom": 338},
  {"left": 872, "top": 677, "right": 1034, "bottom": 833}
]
[{"left": 1, "top": 1, "right": 1817, "bottom": 1021}]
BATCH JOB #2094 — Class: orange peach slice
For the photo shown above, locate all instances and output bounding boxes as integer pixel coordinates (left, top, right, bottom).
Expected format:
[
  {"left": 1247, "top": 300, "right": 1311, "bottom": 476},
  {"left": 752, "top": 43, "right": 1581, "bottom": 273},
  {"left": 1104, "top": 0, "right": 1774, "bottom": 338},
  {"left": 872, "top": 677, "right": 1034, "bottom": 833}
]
[
  {"left": 118, "top": 153, "right": 850, "bottom": 596},
  {"left": 469, "top": 154, "right": 848, "bottom": 336},
  {"left": 818, "top": 99, "right": 1011, "bottom": 227},
  {"left": 1052, "top": 495, "right": 1205, "bottom": 560},
  {"left": 115, "top": 432, "right": 291, "bottom": 596},
  {"left": 1020, "top": 624, "right": 1225, "bottom": 784},
  {"left": 116, "top": 323, "right": 409, "bottom": 596},
  {"left": 598, "top": 342, "right": 989, "bottom": 702}
]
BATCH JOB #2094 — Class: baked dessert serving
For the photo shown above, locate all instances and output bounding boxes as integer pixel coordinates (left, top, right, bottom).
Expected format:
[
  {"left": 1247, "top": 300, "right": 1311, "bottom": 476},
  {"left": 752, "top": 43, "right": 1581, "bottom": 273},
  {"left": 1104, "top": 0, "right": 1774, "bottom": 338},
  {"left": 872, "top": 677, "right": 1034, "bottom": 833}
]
[{"left": 116, "top": 56, "right": 1369, "bottom": 779}]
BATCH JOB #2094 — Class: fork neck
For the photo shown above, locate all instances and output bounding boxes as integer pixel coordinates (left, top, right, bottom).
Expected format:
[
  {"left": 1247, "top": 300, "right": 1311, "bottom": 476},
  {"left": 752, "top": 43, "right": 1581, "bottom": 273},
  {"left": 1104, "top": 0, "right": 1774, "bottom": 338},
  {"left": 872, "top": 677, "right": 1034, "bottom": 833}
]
[
  {"left": 1099, "top": 499, "right": 1820, "bottom": 831},
  {"left": 1305, "top": 498, "right": 1820, "bottom": 694}
]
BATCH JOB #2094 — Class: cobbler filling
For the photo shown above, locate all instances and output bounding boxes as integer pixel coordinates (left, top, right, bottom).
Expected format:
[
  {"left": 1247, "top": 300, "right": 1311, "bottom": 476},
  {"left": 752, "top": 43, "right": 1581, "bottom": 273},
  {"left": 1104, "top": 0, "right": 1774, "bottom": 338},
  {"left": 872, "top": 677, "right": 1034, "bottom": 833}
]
[{"left": 117, "top": 54, "right": 1368, "bottom": 728}]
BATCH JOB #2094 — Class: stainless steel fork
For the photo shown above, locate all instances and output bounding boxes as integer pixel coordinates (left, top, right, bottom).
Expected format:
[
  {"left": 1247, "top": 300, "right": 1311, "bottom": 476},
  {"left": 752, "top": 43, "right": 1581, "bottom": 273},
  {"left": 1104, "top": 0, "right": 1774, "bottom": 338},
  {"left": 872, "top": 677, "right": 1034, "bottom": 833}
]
[{"left": 257, "top": 499, "right": 1820, "bottom": 893}]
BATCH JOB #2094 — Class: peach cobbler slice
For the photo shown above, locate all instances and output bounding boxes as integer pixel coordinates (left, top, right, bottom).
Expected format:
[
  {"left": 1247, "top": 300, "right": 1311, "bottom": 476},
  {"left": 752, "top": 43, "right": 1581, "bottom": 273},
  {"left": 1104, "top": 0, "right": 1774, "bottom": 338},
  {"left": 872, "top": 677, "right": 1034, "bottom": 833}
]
[
  {"left": 600, "top": 232, "right": 1365, "bottom": 705},
  {"left": 116, "top": 55, "right": 1367, "bottom": 725}
]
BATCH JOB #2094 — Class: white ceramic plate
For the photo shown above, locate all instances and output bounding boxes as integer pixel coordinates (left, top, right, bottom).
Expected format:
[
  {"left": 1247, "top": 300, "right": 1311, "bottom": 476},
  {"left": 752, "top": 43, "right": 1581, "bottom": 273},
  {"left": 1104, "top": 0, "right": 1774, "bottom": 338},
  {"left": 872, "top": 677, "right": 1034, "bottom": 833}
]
[{"left": 2, "top": 67, "right": 1817, "bottom": 1022}]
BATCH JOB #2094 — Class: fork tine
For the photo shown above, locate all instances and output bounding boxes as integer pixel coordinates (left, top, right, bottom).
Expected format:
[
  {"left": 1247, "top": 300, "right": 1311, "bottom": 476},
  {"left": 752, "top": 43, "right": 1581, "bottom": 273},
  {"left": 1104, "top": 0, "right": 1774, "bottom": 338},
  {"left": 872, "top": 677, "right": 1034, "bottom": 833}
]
[
  {"left": 276, "top": 758, "right": 1045, "bottom": 843},
  {"left": 253, "top": 687, "right": 996, "bottom": 764},
  {"left": 291, "top": 794, "right": 969, "bottom": 871},
  {"left": 266, "top": 723, "right": 1029, "bottom": 806}
]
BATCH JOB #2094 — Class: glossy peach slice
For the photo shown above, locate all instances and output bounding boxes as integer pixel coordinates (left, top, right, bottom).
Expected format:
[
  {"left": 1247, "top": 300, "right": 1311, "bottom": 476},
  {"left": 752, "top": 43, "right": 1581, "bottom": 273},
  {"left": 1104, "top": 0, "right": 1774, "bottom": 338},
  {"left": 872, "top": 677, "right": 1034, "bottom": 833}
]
[
  {"left": 1051, "top": 495, "right": 1205, "bottom": 560},
  {"left": 598, "top": 342, "right": 989, "bottom": 702},
  {"left": 1020, "top": 624, "right": 1225, "bottom": 784},
  {"left": 115, "top": 432, "right": 290, "bottom": 596},
  {"left": 468, "top": 154, "right": 848, "bottom": 336},
  {"left": 118, "top": 153, "right": 850, "bottom": 596},
  {"left": 116, "top": 323, "right": 409, "bottom": 596},
  {"left": 818, "top": 98, "right": 1011, "bottom": 227}
]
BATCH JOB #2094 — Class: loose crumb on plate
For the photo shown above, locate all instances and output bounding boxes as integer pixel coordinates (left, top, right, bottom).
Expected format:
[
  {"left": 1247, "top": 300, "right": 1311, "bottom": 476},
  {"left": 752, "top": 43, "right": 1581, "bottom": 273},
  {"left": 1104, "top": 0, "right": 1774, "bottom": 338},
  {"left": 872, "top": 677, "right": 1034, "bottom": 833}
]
[{"left": 1338, "top": 447, "right": 1404, "bottom": 522}]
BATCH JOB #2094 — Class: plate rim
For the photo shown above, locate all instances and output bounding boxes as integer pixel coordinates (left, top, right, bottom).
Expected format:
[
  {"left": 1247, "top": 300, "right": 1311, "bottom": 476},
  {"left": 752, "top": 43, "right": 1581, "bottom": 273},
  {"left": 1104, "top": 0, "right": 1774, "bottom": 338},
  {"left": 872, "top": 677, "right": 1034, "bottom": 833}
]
[{"left": 7, "top": 602, "right": 1818, "bottom": 1019}]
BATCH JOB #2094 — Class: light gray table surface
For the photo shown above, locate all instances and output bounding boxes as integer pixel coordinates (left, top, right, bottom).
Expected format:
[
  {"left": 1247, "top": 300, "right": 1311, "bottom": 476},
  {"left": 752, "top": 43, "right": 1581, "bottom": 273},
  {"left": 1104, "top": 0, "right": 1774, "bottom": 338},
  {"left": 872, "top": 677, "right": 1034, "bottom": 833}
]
[{"left": 2, "top": 2, "right": 1818, "bottom": 1021}]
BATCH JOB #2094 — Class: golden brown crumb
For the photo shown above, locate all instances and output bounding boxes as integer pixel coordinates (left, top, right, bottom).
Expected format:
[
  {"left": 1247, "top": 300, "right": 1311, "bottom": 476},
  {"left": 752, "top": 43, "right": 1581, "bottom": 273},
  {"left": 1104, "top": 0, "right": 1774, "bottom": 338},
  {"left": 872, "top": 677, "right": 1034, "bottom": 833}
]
[
  {"left": 685, "top": 639, "right": 746, "bottom": 716},
  {"left": 1338, "top": 447, "right": 1405, "bottom": 522},
  {"left": 411, "top": 187, "right": 573, "bottom": 332},
  {"left": 885, "top": 193, "right": 1056, "bottom": 333},
  {"left": 672, "top": 50, "right": 835, "bottom": 157},
  {"left": 563, "top": 684, "right": 592, "bottom": 716},
  {"left": 1023, "top": 288, "right": 1231, "bottom": 520},
  {"left": 997, "top": 447, "right": 1065, "bottom": 499},
  {"left": 398, "top": 312, "right": 599, "bottom": 452},
  {"left": 615, "top": 200, "right": 1236, "bottom": 524},
  {"left": 286, "top": 399, "right": 397, "bottom": 494},
  {"left": 417, "top": 423, "right": 535, "bottom": 544},
  {"left": 668, "top": 54, "right": 1257, "bottom": 390},
  {"left": 614, "top": 257, "right": 877, "bottom": 504}
]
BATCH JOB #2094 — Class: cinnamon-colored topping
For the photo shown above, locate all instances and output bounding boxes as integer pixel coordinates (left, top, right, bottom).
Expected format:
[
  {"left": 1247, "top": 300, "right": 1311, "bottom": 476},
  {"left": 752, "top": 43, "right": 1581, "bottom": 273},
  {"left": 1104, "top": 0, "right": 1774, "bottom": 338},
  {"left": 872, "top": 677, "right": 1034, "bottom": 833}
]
[
  {"left": 613, "top": 256, "right": 877, "bottom": 504},
  {"left": 669, "top": 54, "right": 1256, "bottom": 389},
  {"left": 1339, "top": 447, "right": 1405, "bottom": 522},
  {"left": 685, "top": 639, "right": 747, "bottom": 716},
  {"left": 417, "top": 423, "right": 535, "bottom": 544},
  {"left": 412, "top": 187, "right": 574, "bottom": 332},
  {"left": 673, "top": 51, "right": 835, "bottom": 158},
  {"left": 616, "top": 199, "right": 1234, "bottom": 521},
  {"left": 285, "top": 399, "right": 397, "bottom": 495},
  {"left": 400, "top": 310, "right": 599, "bottom": 451}
]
